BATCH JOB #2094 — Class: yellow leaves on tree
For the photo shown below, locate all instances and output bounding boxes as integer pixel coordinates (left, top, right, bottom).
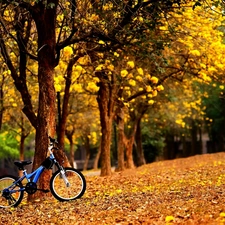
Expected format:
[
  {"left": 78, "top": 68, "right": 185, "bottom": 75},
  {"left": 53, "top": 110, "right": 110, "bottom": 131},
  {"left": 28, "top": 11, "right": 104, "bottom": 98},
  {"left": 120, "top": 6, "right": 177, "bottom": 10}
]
[
  {"left": 63, "top": 46, "right": 73, "bottom": 59},
  {"left": 121, "top": 69, "right": 128, "bottom": 77},
  {"left": 86, "top": 82, "right": 99, "bottom": 92},
  {"left": 127, "top": 61, "right": 135, "bottom": 69},
  {"left": 162, "top": 1, "right": 225, "bottom": 83}
]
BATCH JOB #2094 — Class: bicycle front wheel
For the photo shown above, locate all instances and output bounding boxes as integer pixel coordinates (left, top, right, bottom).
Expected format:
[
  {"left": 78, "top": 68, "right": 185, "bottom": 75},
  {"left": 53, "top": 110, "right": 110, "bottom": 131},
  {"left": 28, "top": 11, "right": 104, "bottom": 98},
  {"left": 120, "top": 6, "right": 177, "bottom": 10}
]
[
  {"left": 50, "top": 167, "right": 86, "bottom": 201},
  {"left": 0, "top": 175, "right": 24, "bottom": 208}
]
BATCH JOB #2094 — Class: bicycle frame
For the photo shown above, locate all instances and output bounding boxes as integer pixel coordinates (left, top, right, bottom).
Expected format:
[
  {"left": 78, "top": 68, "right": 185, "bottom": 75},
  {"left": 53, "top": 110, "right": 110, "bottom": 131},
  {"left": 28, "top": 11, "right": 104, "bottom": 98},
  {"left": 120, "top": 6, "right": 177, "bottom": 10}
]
[{"left": 5, "top": 143, "right": 58, "bottom": 194}]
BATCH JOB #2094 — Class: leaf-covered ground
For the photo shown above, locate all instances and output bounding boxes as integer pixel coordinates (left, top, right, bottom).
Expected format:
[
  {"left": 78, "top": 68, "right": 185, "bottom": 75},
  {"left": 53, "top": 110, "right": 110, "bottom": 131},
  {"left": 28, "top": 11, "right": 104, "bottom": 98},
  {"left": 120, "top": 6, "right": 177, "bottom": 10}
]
[{"left": 2, "top": 153, "right": 225, "bottom": 225}]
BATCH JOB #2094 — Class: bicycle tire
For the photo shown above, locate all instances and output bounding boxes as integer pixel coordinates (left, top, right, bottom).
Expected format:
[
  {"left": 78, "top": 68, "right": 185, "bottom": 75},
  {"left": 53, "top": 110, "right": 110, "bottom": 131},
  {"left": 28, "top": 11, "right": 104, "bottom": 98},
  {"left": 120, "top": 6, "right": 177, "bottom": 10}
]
[
  {"left": 0, "top": 175, "right": 24, "bottom": 208},
  {"left": 50, "top": 167, "right": 86, "bottom": 201}
]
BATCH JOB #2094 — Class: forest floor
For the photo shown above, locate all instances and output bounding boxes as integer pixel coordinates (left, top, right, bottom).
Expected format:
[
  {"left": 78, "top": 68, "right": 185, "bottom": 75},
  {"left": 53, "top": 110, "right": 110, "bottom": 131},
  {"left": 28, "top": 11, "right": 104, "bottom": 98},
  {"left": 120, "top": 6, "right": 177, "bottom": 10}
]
[{"left": 2, "top": 153, "right": 225, "bottom": 225}]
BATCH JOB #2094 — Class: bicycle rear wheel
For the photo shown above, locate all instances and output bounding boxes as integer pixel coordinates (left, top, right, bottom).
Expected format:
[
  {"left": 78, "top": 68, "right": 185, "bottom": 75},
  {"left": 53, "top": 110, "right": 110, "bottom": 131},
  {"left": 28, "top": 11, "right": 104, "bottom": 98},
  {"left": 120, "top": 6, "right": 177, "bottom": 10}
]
[
  {"left": 50, "top": 167, "right": 86, "bottom": 201},
  {"left": 0, "top": 175, "right": 24, "bottom": 208}
]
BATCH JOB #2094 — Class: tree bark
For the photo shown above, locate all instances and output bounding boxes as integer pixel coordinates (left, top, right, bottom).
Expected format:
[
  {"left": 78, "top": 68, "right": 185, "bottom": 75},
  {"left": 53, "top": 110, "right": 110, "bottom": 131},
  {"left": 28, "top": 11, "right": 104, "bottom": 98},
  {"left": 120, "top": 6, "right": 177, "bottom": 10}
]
[
  {"left": 116, "top": 108, "right": 125, "bottom": 171},
  {"left": 191, "top": 120, "right": 197, "bottom": 156},
  {"left": 66, "top": 130, "right": 75, "bottom": 168},
  {"left": 28, "top": 3, "right": 58, "bottom": 200},
  {"left": 83, "top": 135, "right": 90, "bottom": 171},
  {"left": 93, "top": 142, "right": 101, "bottom": 170},
  {"left": 124, "top": 136, "right": 135, "bottom": 169},
  {"left": 97, "top": 74, "right": 116, "bottom": 176},
  {"left": 135, "top": 118, "right": 146, "bottom": 166}
]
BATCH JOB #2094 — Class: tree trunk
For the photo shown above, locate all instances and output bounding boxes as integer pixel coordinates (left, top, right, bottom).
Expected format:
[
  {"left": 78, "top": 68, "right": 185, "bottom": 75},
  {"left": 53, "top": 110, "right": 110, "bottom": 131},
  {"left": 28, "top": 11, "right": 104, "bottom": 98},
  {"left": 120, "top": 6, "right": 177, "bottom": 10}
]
[
  {"left": 56, "top": 57, "right": 81, "bottom": 167},
  {"left": 19, "top": 125, "right": 29, "bottom": 177},
  {"left": 83, "top": 135, "right": 90, "bottom": 171},
  {"left": 28, "top": 4, "right": 58, "bottom": 200},
  {"left": 164, "top": 133, "right": 175, "bottom": 160},
  {"left": 124, "top": 136, "right": 135, "bottom": 169},
  {"left": 66, "top": 130, "right": 75, "bottom": 168},
  {"left": 191, "top": 120, "right": 197, "bottom": 156},
  {"left": 97, "top": 76, "right": 115, "bottom": 176},
  {"left": 0, "top": 78, "right": 4, "bottom": 131},
  {"left": 116, "top": 108, "right": 125, "bottom": 171},
  {"left": 93, "top": 143, "right": 101, "bottom": 170},
  {"left": 135, "top": 118, "right": 146, "bottom": 166}
]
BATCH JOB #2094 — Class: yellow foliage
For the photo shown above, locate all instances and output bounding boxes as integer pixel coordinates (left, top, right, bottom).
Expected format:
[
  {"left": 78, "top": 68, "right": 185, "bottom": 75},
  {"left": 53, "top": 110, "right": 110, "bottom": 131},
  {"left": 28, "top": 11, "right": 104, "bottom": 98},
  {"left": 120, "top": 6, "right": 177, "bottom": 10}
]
[
  {"left": 139, "top": 17, "right": 144, "bottom": 22},
  {"left": 103, "top": 2, "right": 113, "bottom": 10},
  {"left": 55, "top": 83, "right": 61, "bottom": 92},
  {"left": 107, "top": 64, "right": 114, "bottom": 71},
  {"left": 127, "top": 61, "right": 135, "bottom": 69},
  {"left": 190, "top": 49, "right": 201, "bottom": 56},
  {"left": 137, "top": 68, "right": 144, "bottom": 75},
  {"left": 99, "top": 40, "right": 105, "bottom": 45},
  {"left": 74, "top": 65, "right": 83, "bottom": 74},
  {"left": 95, "top": 64, "right": 104, "bottom": 71},
  {"left": 128, "top": 73, "right": 133, "bottom": 78},
  {"left": 175, "top": 119, "right": 185, "bottom": 128},
  {"left": 146, "top": 74, "right": 151, "bottom": 80},
  {"left": 148, "top": 100, "right": 154, "bottom": 105},
  {"left": 136, "top": 75, "right": 142, "bottom": 82},
  {"left": 157, "top": 85, "right": 164, "bottom": 91},
  {"left": 87, "top": 82, "right": 99, "bottom": 92},
  {"left": 121, "top": 69, "right": 128, "bottom": 77},
  {"left": 151, "top": 76, "right": 158, "bottom": 84},
  {"left": 114, "top": 52, "right": 119, "bottom": 57},
  {"left": 152, "top": 90, "right": 157, "bottom": 97},
  {"left": 63, "top": 46, "right": 73, "bottom": 58},
  {"left": 78, "top": 56, "right": 89, "bottom": 65},
  {"left": 146, "top": 86, "right": 152, "bottom": 92},
  {"left": 72, "top": 83, "right": 83, "bottom": 93},
  {"left": 90, "top": 14, "right": 99, "bottom": 21},
  {"left": 128, "top": 79, "right": 136, "bottom": 86}
]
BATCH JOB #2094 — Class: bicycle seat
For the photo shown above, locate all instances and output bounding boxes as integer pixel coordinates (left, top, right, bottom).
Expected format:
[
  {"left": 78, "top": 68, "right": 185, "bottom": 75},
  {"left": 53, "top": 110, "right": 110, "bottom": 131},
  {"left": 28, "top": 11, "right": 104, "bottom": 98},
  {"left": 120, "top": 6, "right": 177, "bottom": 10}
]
[{"left": 14, "top": 161, "right": 32, "bottom": 170}]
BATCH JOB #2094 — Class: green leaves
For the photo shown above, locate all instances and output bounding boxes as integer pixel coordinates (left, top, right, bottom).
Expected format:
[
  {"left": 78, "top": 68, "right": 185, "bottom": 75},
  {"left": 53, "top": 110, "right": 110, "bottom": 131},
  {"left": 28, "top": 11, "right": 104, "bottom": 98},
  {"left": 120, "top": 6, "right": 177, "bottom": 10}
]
[{"left": 0, "top": 132, "right": 19, "bottom": 159}]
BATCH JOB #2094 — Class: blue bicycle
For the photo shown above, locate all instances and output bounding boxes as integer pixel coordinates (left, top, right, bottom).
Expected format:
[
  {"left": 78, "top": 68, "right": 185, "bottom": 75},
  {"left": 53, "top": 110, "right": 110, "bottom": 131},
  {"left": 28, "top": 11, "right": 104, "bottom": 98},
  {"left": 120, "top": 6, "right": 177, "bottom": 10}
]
[{"left": 0, "top": 137, "right": 86, "bottom": 208}]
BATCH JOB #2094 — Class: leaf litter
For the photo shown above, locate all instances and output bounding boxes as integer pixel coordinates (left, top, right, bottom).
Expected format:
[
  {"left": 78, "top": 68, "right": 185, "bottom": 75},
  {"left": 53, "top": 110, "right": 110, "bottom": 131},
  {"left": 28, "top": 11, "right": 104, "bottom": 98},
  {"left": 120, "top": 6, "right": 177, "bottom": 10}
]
[{"left": 2, "top": 153, "right": 225, "bottom": 224}]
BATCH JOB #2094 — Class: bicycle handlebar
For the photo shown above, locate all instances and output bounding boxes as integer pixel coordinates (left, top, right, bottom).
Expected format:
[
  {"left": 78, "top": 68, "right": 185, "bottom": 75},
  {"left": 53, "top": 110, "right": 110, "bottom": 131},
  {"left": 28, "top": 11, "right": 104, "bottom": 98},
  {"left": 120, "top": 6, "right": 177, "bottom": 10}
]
[
  {"left": 48, "top": 136, "right": 59, "bottom": 150},
  {"left": 49, "top": 136, "right": 58, "bottom": 144}
]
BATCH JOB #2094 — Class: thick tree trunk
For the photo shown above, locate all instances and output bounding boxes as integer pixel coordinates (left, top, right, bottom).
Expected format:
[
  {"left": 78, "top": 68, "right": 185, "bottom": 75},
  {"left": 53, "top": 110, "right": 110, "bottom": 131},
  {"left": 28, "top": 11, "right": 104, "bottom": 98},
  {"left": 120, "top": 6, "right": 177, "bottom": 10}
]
[
  {"left": 135, "top": 118, "right": 146, "bottom": 166},
  {"left": 28, "top": 4, "right": 58, "bottom": 200},
  {"left": 116, "top": 108, "right": 125, "bottom": 171},
  {"left": 31, "top": 69, "right": 55, "bottom": 200},
  {"left": 124, "top": 136, "right": 135, "bottom": 169},
  {"left": 99, "top": 118, "right": 113, "bottom": 176},
  {"left": 97, "top": 77, "right": 115, "bottom": 176}
]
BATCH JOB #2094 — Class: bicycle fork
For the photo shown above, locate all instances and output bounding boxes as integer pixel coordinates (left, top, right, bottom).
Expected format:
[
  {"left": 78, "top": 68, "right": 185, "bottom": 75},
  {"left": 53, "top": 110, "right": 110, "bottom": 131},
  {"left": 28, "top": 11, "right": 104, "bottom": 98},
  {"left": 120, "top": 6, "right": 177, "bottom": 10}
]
[
  {"left": 60, "top": 169, "right": 70, "bottom": 187},
  {"left": 54, "top": 161, "right": 70, "bottom": 187}
]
